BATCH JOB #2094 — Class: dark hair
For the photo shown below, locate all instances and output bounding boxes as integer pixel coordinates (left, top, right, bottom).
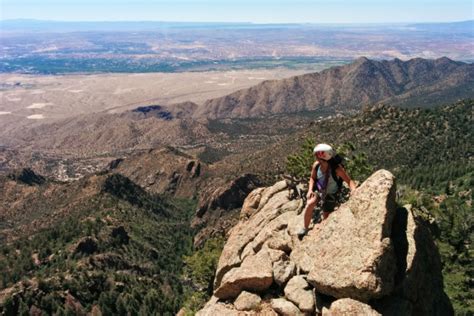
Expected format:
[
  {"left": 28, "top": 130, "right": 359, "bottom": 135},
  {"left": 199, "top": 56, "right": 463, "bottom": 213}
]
[{"left": 328, "top": 154, "right": 343, "bottom": 170}]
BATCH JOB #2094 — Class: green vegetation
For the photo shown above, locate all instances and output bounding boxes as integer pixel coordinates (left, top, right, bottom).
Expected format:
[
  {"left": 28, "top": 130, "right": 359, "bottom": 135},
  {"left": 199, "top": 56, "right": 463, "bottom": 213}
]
[
  {"left": 285, "top": 138, "right": 316, "bottom": 181},
  {"left": 197, "top": 146, "right": 231, "bottom": 165},
  {"left": 363, "top": 101, "right": 471, "bottom": 183},
  {"left": 286, "top": 101, "right": 473, "bottom": 314},
  {"left": 399, "top": 177, "right": 473, "bottom": 315},
  {"left": 181, "top": 237, "right": 225, "bottom": 314},
  {"left": 1, "top": 99, "right": 472, "bottom": 314},
  {"left": 0, "top": 176, "right": 196, "bottom": 315},
  {"left": 0, "top": 56, "right": 348, "bottom": 75},
  {"left": 289, "top": 100, "right": 473, "bottom": 188},
  {"left": 286, "top": 139, "right": 373, "bottom": 182}
]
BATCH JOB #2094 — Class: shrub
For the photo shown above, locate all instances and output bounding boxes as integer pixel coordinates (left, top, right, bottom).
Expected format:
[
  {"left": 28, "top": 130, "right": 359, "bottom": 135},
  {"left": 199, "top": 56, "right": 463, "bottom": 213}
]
[{"left": 286, "top": 139, "right": 373, "bottom": 182}]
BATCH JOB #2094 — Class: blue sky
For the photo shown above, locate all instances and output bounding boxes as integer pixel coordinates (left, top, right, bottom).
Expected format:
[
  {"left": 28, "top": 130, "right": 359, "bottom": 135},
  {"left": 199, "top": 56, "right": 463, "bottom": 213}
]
[{"left": 1, "top": 0, "right": 473, "bottom": 23}]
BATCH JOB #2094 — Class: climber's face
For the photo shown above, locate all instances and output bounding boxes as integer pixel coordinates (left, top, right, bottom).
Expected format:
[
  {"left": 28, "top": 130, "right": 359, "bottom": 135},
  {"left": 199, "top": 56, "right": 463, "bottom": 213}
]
[
  {"left": 315, "top": 152, "right": 326, "bottom": 160},
  {"left": 315, "top": 151, "right": 325, "bottom": 159}
]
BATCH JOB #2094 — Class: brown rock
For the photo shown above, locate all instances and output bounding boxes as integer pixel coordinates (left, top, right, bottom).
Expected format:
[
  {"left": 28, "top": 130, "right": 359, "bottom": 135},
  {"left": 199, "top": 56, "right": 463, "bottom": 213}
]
[
  {"left": 31, "top": 253, "right": 41, "bottom": 266},
  {"left": 196, "top": 174, "right": 262, "bottom": 218},
  {"left": 325, "top": 298, "right": 381, "bottom": 315},
  {"left": 267, "top": 233, "right": 292, "bottom": 254},
  {"left": 0, "top": 285, "right": 22, "bottom": 305},
  {"left": 196, "top": 302, "right": 240, "bottom": 316},
  {"left": 213, "top": 181, "right": 290, "bottom": 289},
  {"left": 264, "top": 246, "right": 287, "bottom": 264},
  {"left": 198, "top": 170, "right": 452, "bottom": 316},
  {"left": 192, "top": 174, "right": 263, "bottom": 248},
  {"left": 234, "top": 291, "right": 262, "bottom": 311},
  {"left": 214, "top": 248, "right": 273, "bottom": 299},
  {"left": 240, "top": 187, "right": 265, "bottom": 219},
  {"left": 198, "top": 300, "right": 277, "bottom": 316},
  {"left": 284, "top": 276, "right": 315, "bottom": 313},
  {"left": 248, "top": 210, "right": 294, "bottom": 255},
  {"left": 271, "top": 298, "right": 303, "bottom": 316},
  {"left": 291, "top": 170, "right": 397, "bottom": 301},
  {"left": 273, "top": 259, "right": 296, "bottom": 286}
]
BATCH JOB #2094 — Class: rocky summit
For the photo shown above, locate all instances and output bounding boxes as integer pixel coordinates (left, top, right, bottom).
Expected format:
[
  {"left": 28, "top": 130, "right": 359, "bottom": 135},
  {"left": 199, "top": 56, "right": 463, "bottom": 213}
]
[{"left": 197, "top": 170, "right": 453, "bottom": 315}]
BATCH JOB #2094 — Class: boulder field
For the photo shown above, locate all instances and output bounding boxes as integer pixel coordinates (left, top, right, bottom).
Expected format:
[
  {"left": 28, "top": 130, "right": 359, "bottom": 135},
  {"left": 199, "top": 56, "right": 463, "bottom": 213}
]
[{"left": 197, "top": 170, "right": 453, "bottom": 315}]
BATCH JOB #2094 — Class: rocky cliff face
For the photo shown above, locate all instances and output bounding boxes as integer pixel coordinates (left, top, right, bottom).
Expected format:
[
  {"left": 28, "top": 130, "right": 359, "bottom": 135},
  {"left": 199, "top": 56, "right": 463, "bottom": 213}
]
[
  {"left": 197, "top": 170, "right": 453, "bottom": 315},
  {"left": 109, "top": 147, "right": 204, "bottom": 198}
]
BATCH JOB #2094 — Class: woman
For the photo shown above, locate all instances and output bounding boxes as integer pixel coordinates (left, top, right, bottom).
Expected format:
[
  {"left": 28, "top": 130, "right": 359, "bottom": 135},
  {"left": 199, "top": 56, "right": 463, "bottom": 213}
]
[{"left": 297, "top": 143, "right": 357, "bottom": 238}]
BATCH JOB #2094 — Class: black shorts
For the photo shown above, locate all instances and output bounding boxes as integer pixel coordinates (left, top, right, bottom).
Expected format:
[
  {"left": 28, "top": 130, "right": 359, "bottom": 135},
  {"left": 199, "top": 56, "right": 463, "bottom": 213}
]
[{"left": 315, "top": 192, "right": 340, "bottom": 213}]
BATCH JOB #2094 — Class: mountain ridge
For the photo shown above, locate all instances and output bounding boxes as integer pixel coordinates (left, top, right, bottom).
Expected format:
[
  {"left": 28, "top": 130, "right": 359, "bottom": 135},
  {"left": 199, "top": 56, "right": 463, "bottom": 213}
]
[
  {"left": 194, "top": 57, "right": 474, "bottom": 119},
  {"left": 0, "top": 57, "right": 471, "bottom": 158}
]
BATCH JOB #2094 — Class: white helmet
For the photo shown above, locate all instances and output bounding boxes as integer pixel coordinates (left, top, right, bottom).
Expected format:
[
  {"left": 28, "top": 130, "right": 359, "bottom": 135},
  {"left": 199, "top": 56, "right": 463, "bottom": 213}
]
[{"left": 313, "top": 143, "right": 334, "bottom": 161}]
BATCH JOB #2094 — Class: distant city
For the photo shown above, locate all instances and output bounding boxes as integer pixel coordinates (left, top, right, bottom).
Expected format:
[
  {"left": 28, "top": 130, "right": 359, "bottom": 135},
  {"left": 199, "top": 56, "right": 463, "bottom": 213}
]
[{"left": 1, "top": 20, "right": 473, "bottom": 74}]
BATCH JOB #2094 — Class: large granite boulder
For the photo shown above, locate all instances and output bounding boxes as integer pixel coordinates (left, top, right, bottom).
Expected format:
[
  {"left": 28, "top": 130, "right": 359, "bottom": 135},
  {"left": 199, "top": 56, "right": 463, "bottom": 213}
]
[
  {"left": 197, "top": 296, "right": 277, "bottom": 316},
  {"left": 196, "top": 302, "right": 240, "bottom": 316},
  {"left": 273, "top": 259, "right": 296, "bottom": 286},
  {"left": 324, "top": 298, "right": 381, "bottom": 315},
  {"left": 240, "top": 187, "right": 265, "bottom": 219},
  {"left": 284, "top": 276, "right": 315, "bottom": 313},
  {"left": 214, "top": 248, "right": 273, "bottom": 299},
  {"left": 270, "top": 298, "right": 303, "bottom": 316},
  {"left": 234, "top": 291, "right": 262, "bottom": 311},
  {"left": 291, "top": 170, "right": 397, "bottom": 301},
  {"left": 213, "top": 180, "right": 292, "bottom": 289}
]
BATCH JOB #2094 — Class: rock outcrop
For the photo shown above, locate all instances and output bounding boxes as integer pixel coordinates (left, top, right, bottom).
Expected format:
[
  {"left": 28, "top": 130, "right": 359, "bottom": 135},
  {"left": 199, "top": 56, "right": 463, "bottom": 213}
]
[
  {"left": 291, "top": 169, "right": 397, "bottom": 301},
  {"left": 197, "top": 170, "right": 453, "bottom": 315},
  {"left": 110, "top": 147, "right": 204, "bottom": 198},
  {"left": 192, "top": 174, "right": 263, "bottom": 247},
  {"left": 234, "top": 291, "right": 262, "bottom": 311},
  {"left": 195, "top": 174, "right": 262, "bottom": 218},
  {"left": 323, "top": 298, "right": 381, "bottom": 315}
]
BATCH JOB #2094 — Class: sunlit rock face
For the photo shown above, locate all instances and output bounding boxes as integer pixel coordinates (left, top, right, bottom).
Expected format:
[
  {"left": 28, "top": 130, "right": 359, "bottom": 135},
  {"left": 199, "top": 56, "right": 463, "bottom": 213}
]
[{"left": 197, "top": 170, "right": 453, "bottom": 315}]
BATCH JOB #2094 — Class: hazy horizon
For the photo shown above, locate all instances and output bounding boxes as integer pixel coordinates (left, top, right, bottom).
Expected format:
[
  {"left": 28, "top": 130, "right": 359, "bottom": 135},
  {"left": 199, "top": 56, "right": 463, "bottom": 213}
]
[
  {"left": 1, "top": 18, "right": 472, "bottom": 24},
  {"left": 1, "top": 0, "right": 472, "bottom": 24}
]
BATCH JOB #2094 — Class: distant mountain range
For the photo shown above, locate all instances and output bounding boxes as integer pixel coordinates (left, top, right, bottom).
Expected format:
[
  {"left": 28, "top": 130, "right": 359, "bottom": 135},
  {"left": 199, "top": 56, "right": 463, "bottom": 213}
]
[
  {"left": 0, "top": 57, "right": 472, "bottom": 156},
  {"left": 2, "top": 19, "right": 472, "bottom": 32},
  {"left": 195, "top": 57, "right": 474, "bottom": 118},
  {"left": 408, "top": 20, "right": 474, "bottom": 33}
]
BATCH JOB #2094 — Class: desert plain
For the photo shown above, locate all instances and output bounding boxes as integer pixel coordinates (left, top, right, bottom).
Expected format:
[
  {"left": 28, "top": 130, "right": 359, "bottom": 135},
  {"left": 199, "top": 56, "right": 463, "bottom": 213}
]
[{"left": 0, "top": 68, "right": 312, "bottom": 125}]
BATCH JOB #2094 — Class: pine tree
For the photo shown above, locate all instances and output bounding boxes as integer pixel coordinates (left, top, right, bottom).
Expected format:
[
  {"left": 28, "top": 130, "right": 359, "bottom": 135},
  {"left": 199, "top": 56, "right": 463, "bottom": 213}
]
[{"left": 17, "top": 298, "right": 29, "bottom": 316}]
